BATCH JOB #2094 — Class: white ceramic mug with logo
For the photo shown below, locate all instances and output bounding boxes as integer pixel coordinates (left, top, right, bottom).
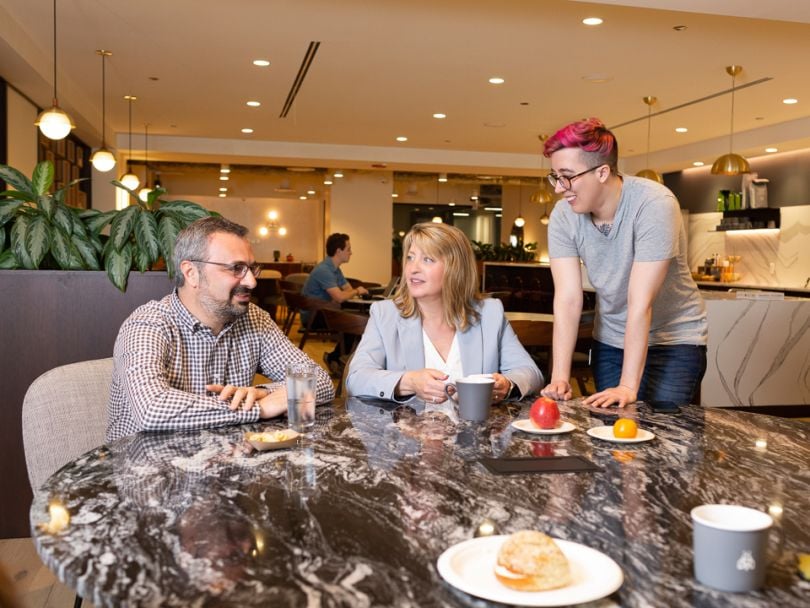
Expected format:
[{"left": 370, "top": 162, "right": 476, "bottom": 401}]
[{"left": 691, "top": 504, "right": 773, "bottom": 592}]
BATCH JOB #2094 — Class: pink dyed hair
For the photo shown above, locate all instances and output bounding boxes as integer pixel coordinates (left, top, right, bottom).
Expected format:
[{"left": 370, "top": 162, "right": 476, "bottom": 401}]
[{"left": 543, "top": 117, "right": 618, "bottom": 171}]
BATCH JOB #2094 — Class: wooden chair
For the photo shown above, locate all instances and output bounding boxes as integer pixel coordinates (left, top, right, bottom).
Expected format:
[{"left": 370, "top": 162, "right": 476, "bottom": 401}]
[
  {"left": 281, "top": 290, "right": 339, "bottom": 347},
  {"left": 320, "top": 309, "right": 369, "bottom": 396}
]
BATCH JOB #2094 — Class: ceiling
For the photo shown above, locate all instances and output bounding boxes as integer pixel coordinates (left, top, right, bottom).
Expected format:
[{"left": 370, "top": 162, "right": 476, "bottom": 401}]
[{"left": 2, "top": 0, "right": 810, "bottom": 177}]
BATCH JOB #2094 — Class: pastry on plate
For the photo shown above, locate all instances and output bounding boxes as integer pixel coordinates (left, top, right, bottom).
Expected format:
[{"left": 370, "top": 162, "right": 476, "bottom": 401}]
[{"left": 494, "top": 530, "right": 571, "bottom": 591}]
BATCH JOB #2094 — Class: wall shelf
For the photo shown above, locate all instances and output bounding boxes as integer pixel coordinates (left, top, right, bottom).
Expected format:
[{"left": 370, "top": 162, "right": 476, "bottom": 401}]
[{"left": 720, "top": 208, "right": 780, "bottom": 230}]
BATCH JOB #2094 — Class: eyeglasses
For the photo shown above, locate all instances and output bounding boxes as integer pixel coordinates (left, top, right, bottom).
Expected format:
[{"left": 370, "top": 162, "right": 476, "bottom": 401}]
[
  {"left": 547, "top": 164, "right": 604, "bottom": 190},
  {"left": 189, "top": 260, "right": 262, "bottom": 279}
]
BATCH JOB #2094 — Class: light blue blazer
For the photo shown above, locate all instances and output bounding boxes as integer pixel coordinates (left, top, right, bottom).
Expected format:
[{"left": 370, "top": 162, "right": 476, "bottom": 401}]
[{"left": 346, "top": 298, "right": 543, "bottom": 401}]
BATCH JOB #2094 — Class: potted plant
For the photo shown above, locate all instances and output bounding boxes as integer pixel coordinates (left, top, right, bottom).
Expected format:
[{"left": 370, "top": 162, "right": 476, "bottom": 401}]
[{"left": 0, "top": 160, "right": 215, "bottom": 291}]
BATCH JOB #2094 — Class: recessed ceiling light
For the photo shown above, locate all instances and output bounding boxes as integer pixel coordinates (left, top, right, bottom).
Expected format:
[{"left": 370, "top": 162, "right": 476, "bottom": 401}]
[
  {"left": 438, "top": 173, "right": 448, "bottom": 183},
  {"left": 220, "top": 164, "right": 230, "bottom": 173},
  {"left": 333, "top": 170, "right": 344, "bottom": 178},
  {"left": 246, "top": 101, "right": 261, "bottom": 107},
  {"left": 391, "top": 193, "right": 398, "bottom": 198},
  {"left": 782, "top": 98, "right": 798, "bottom": 105},
  {"left": 218, "top": 193, "right": 226, "bottom": 198},
  {"left": 582, "top": 17, "right": 603, "bottom": 26},
  {"left": 253, "top": 59, "right": 270, "bottom": 67},
  {"left": 675, "top": 127, "right": 688, "bottom": 133},
  {"left": 219, "top": 187, "right": 228, "bottom": 192},
  {"left": 765, "top": 147, "right": 778, "bottom": 153},
  {"left": 307, "top": 189, "right": 316, "bottom": 195},
  {"left": 433, "top": 113, "right": 446, "bottom": 119},
  {"left": 488, "top": 77, "right": 505, "bottom": 85},
  {"left": 299, "top": 195, "right": 307, "bottom": 200},
  {"left": 449, "top": 202, "right": 456, "bottom": 206},
  {"left": 219, "top": 175, "right": 229, "bottom": 181},
  {"left": 323, "top": 179, "right": 333, "bottom": 185},
  {"left": 241, "top": 128, "right": 254, "bottom": 134},
  {"left": 396, "top": 136, "right": 408, "bottom": 142},
  {"left": 692, "top": 161, "right": 705, "bottom": 167}
]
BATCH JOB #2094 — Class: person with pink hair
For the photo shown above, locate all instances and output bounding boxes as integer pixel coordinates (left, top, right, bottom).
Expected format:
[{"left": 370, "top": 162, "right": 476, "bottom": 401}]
[{"left": 541, "top": 118, "right": 707, "bottom": 409}]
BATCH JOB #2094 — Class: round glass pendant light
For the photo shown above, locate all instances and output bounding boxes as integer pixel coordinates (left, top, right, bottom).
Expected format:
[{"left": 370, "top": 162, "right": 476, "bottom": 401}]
[
  {"left": 119, "top": 95, "right": 140, "bottom": 190},
  {"left": 35, "top": 0, "right": 75, "bottom": 140},
  {"left": 138, "top": 124, "right": 153, "bottom": 201},
  {"left": 711, "top": 66, "right": 751, "bottom": 175},
  {"left": 90, "top": 50, "right": 116, "bottom": 172}
]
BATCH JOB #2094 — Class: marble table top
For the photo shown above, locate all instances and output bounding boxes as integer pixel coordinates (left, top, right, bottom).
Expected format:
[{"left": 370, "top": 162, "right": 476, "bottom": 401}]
[{"left": 31, "top": 398, "right": 809, "bottom": 607}]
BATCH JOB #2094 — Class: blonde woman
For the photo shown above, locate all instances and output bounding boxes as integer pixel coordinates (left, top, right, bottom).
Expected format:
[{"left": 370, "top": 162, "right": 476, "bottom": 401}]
[{"left": 346, "top": 223, "right": 542, "bottom": 403}]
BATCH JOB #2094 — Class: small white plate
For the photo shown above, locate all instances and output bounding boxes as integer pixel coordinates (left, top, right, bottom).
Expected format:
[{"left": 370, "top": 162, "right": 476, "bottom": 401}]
[
  {"left": 436, "top": 535, "right": 623, "bottom": 606},
  {"left": 586, "top": 425, "right": 655, "bottom": 444},
  {"left": 511, "top": 419, "right": 576, "bottom": 435}
]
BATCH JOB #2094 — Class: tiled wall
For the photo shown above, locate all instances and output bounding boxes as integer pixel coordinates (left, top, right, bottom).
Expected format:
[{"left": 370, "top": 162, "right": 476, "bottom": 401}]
[{"left": 687, "top": 205, "right": 810, "bottom": 290}]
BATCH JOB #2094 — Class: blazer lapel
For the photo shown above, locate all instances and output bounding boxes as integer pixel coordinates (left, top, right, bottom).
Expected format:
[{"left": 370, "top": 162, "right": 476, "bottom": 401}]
[
  {"left": 397, "top": 314, "right": 425, "bottom": 371},
  {"left": 458, "top": 322, "right": 484, "bottom": 375}
]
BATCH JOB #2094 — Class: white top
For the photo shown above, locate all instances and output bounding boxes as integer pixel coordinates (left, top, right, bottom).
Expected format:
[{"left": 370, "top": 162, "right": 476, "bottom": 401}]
[{"left": 423, "top": 329, "right": 463, "bottom": 381}]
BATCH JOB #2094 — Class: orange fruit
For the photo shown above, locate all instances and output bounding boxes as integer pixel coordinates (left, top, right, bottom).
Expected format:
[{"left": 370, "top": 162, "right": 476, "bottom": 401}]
[{"left": 613, "top": 418, "right": 638, "bottom": 439}]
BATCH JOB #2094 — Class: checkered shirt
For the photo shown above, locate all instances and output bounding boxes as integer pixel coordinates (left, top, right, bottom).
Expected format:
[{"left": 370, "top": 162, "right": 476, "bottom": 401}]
[{"left": 107, "top": 291, "right": 334, "bottom": 441}]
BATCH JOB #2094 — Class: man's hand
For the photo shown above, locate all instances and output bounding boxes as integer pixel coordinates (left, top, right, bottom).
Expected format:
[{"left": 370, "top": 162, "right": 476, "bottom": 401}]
[
  {"left": 257, "top": 387, "right": 288, "bottom": 419},
  {"left": 206, "top": 384, "right": 268, "bottom": 411},
  {"left": 356, "top": 285, "right": 369, "bottom": 296},
  {"left": 541, "top": 380, "right": 573, "bottom": 401},
  {"left": 583, "top": 385, "right": 637, "bottom": 408}
]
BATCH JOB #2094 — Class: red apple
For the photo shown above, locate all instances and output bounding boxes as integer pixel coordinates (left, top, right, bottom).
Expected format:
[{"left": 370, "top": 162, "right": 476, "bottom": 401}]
[
  {"left": 531, "top": 441, "right": 555, "bottom": 457},
  {"left": 530, "top": 397, "right": 560, "bottom": 429}
]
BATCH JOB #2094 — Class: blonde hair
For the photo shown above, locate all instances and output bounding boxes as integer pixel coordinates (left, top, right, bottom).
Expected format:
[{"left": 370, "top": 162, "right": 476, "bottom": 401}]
[{"left": 393, "top": 222, "right": 482, "bottom": 331}]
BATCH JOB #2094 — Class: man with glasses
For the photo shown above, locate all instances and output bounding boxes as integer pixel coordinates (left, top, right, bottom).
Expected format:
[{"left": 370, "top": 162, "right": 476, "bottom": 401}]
[
  {"left": 107, "top": 216, "right": 334, "bottom": 441},
  {"left": 541, "top": 118, "right": 707, "bottom": 409}
]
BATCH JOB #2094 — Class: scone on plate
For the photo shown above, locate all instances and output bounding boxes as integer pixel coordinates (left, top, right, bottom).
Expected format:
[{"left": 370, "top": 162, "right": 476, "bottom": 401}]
[{"left": 494, "top": 530, "right": 571, "bottom": 591}]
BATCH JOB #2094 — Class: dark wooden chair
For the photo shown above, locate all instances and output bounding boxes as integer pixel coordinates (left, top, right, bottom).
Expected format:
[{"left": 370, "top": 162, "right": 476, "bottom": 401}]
[
  {"left": 281, "top": 290, "right": 339, "bottom": 348},
  {"left": 320, "top": 308, "right": 369, "bottom": 396}
]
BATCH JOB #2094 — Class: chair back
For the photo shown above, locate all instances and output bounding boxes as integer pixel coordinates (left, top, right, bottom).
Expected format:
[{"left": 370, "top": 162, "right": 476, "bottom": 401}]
[
  {"left": 281, "top": 290, "right": 339, "bottom": 347},
  {"left": 284, "top": 272, "right": 310, "bottom": 285},
  {"left": 22, "top": 358, "right": 113, "bottom": 492},
  {"left": 509, "top": 319, "right": 554, "bottom": 348},
  {"left": 321, "top": 309, "right": 369, "bottom": 396}
]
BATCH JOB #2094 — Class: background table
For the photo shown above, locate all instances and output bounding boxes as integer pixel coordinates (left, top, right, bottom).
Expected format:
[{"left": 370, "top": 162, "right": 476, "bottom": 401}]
[{"left": 31, "top": 398, "right": 809, "bottom": 607}]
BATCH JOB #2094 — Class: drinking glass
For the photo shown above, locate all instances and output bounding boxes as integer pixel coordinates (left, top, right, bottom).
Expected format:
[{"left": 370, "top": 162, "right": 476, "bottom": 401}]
[{"left": 286, "top": 363, "right": 317, "bottom": 432}]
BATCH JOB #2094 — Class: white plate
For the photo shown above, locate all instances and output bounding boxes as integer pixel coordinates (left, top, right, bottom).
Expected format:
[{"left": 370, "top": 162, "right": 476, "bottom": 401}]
[
  {"left": 511, "top": 419, "right": 576, "bottom": 435},
  {"left": 436, "top": 535, "right": 623, "bottom": 606},
  {"left": 586, "top": 425, "right": 655, "bottom": 444}
]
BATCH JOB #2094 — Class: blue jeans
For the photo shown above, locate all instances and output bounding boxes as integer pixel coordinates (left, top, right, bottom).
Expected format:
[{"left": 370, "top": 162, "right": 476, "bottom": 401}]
[{"left": 591, "top": 340, "right": 707, "bottom": 405}]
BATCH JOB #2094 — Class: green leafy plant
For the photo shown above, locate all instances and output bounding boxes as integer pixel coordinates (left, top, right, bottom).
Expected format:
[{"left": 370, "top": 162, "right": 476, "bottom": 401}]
[
  {"left": 87, "top": 180, "right": 214, "bottom": 291},
  {"left": 0, "top": 160, "right": 215, "bottom": 292},
  {"left": 0, "top": 162, "right": 100, "bottom": 271}
]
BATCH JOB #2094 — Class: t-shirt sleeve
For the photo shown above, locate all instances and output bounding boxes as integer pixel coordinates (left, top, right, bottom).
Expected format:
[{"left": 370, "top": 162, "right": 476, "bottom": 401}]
[
  {"left": 547, "top": 204, "right": 580, "bottom": 259},
  {"left": 335, "top": 268, "right": 348, "bottom": 288},
  {"left": 634, "top": 194, "right": 680, "bottom": 262}
]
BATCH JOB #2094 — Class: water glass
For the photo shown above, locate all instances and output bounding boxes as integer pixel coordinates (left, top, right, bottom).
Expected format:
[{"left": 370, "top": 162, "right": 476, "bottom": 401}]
[{"left": 286, "top": 363, "right": 317, "bottom": 432}]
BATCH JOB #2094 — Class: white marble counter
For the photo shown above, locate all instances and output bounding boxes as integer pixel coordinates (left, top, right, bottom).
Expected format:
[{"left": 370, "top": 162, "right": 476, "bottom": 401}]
[{"left": 701, "top": 293, "right": 810, "bottom": 407}]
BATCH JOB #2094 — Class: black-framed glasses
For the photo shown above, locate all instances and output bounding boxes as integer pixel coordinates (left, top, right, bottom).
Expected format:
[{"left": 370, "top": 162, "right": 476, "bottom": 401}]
[
  {"left": 547, "top": 164, "right": 604, "bottom": 190},
  {"left": 189, "top": 260, "right": 262, "bottom": 279}
]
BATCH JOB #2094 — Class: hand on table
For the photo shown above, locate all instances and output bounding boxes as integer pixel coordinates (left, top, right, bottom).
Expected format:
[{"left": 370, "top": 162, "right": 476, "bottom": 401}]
[
  {"left": 207, "top": 384, "right": 268, "bottom": 411},
  {"left": 399, "top": 369, "right": 449, "bottom": 403},
  {"left": 541, "top": 380, "right": 573, "bottom": 401},
  {"left": 583, "top": 385, "right": 637, "bottom": 409},
  {"left": 356, "top": 286, "right": 369, "bottom": 296}
]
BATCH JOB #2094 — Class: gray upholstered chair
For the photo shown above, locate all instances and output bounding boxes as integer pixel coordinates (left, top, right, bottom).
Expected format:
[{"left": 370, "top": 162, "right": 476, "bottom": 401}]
[{"left": 22, "top": 358, "right": 113, "bottom": 492}]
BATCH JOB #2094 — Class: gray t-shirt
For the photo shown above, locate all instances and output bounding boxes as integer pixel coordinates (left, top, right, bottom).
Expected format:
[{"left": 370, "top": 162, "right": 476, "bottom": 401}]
[{"left": 548, "top": 175, "right": 707, "bottom": 348}]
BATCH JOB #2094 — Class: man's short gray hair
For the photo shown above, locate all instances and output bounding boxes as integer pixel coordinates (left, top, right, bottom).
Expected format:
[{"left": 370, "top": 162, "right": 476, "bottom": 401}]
[{"left": 173, "top": 217, "right": 249, "bottom": 287}]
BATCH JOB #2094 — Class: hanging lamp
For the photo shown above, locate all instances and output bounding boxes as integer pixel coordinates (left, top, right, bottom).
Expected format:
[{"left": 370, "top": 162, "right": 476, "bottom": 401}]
[
  {"left": 89, "top": 50, "right": 116, "bottom": 172},
  {"left": 532, "top": 135, "right": 554, "bottom": 225},
  {"left": 119, "top": 95, "right": 140, "bottom": 190},
  {"left": 35, "top": 0, "right": 75, "bottom": 140},
  {"left": 513, "top": 183, "right": 526, "bottom": 228},
  {"left": 138, "top": 124, "right": 153, "bottom": 201},
  {"left": 711, "top": 65, "right": 751, "bottom": 175},
  {"left": 635, "top": 96, "right": 663, "bottom": 183}
]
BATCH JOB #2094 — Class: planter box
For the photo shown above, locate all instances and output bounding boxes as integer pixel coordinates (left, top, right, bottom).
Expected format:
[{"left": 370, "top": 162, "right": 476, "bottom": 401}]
[{"left": 0, "top": 270, "right": 172, "bottom": 538}]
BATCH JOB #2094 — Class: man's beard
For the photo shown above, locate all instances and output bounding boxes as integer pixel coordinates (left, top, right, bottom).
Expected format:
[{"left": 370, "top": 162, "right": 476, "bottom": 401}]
[{"left": 200, "top": 285, "right": 252, "bottom": 325}]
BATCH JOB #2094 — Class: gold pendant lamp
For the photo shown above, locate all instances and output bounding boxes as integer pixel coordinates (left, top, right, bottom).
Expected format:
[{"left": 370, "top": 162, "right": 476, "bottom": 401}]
[
  {"left": 711, "top": 65, "right": 751, "bottom": 175},
  {"left": 635, "top": 96, "right": 663, "bottom": 183},
  {"left": 89, "top": 50, "right": 116, "bottom": 172},
  {"left": 119, "top": 95, "right": 140, "bottom": 190},
  {"left": 532, "top": 134, "right": 554, "bottom": 225},
  {"left": 35, "top": 0, "right": 75, "bottom": 140}
]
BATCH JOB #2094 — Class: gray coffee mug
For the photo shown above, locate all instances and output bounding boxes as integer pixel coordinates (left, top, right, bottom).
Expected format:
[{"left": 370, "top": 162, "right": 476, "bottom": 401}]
[
  {"left": 444, "top": 376, "right": 494, "bottom": 421},
  {"left": 691, "top": 504, "right": 773, "bottom": 592}
]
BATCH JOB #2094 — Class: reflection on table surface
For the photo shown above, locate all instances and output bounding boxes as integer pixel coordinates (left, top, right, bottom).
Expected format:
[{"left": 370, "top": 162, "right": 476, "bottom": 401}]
[{"left": 31, "top": 398, "right": 809, "bottom": 607}]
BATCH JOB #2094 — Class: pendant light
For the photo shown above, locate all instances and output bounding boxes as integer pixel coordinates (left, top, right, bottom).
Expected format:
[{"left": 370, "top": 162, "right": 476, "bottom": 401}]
[
  {"left": 35, "top": 0, "right": 75, "bottom": 140},
  {"left": 89, "top": 50, "right": 116, "bottom": 172},
  {"left": 119, "top": 95, "right": 140, "bottom": 190},
  {"left": 711, "top": 65, "right": 751, "bottom": 175},
  {"left": 138, "top": 124, "right": 153, "bottom": 201},
  {"left": 513, "top": 183, "right": 526, "bottom": 228},
  {"left": 635, "top": 96, "right": 663, "bottom": 183},
  {"left": 531, "top": 134, "right": 554, "bottom": 225}
]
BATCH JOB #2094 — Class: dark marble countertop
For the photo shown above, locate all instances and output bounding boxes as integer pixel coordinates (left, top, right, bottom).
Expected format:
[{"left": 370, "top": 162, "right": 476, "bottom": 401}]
[{"left": 31, "top": 398, "right": 810, "bottom": 607}]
